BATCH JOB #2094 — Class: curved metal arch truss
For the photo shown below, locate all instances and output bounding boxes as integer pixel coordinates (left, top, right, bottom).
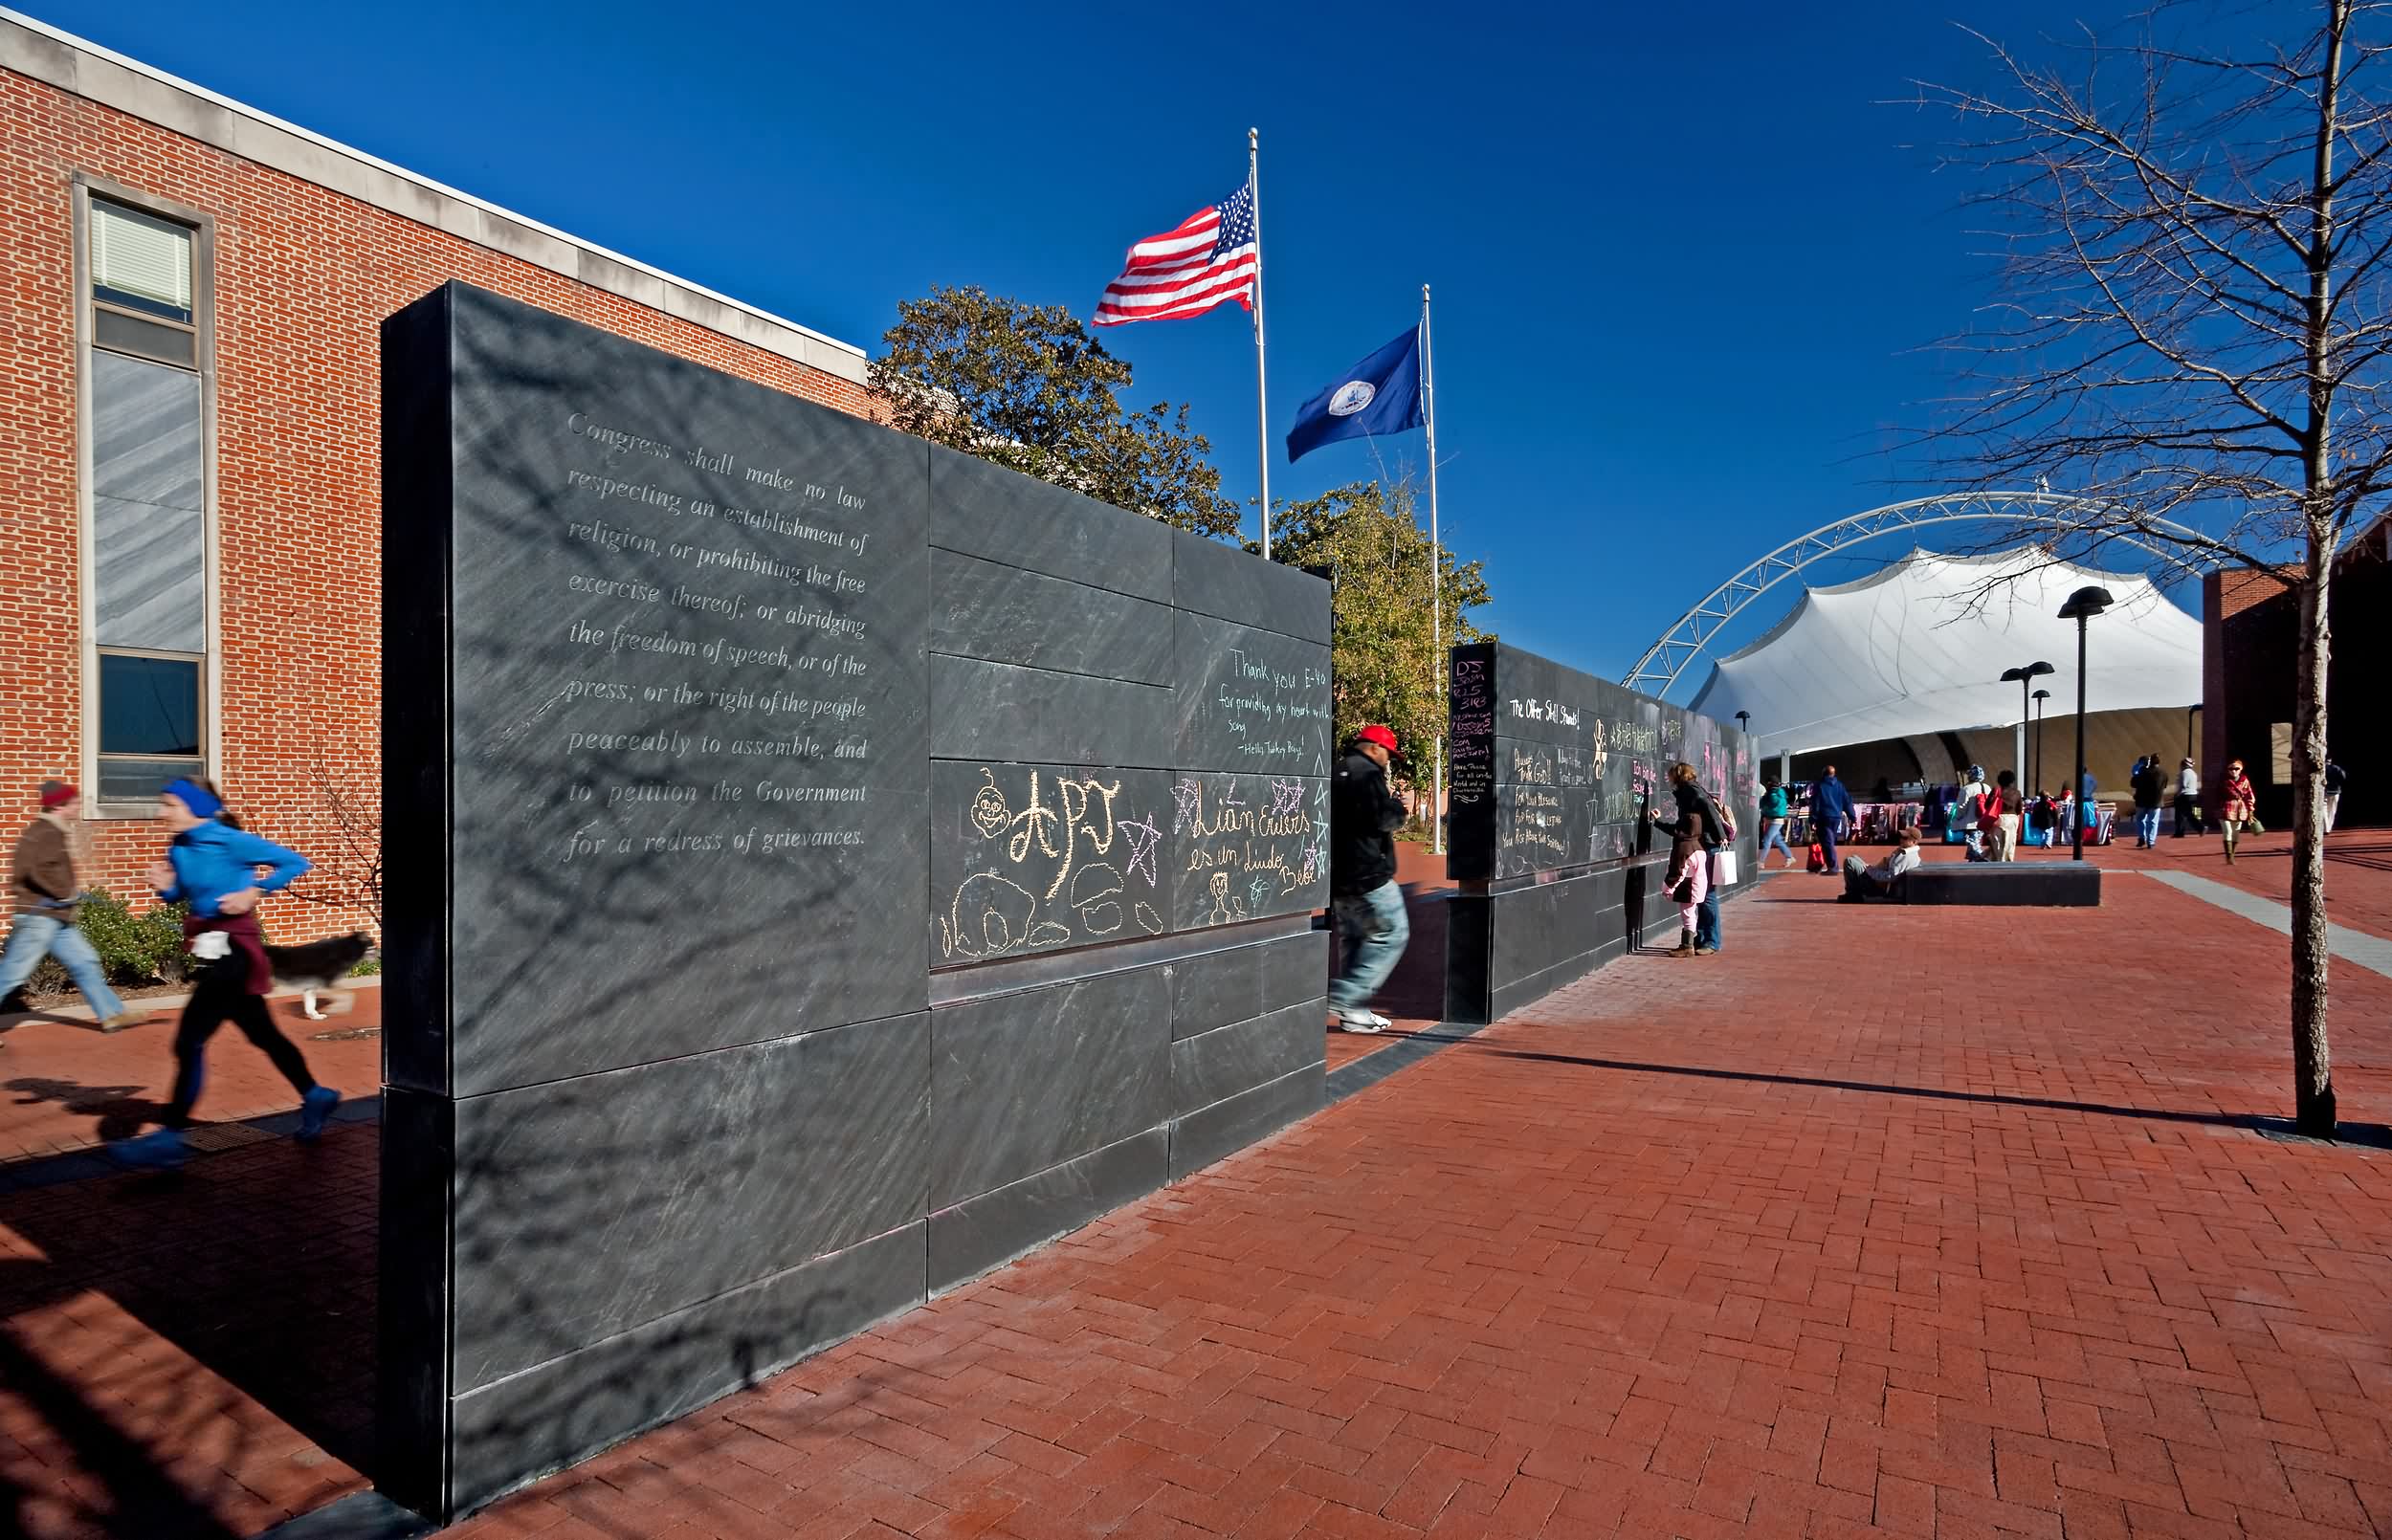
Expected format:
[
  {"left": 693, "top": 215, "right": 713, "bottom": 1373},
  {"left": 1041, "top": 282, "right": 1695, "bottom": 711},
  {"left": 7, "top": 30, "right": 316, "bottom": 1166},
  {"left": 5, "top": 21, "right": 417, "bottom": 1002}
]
[{"left": 1621, "top": 491, "right": 2212, "bottom": 701}]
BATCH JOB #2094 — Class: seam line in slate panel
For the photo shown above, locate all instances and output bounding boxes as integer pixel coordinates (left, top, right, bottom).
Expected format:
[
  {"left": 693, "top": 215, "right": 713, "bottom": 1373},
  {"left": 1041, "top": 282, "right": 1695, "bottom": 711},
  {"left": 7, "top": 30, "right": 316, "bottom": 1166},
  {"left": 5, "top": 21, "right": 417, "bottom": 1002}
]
[
  {"left": 927, "top": 540, "right": 1173, "bottom": 612},
  {"left": 1178, "top": 1061, "right": 1324, "bottom": 1124},
  {"left": 450, "top": 1006, "right": 928, "bottom": 1101},
  {"left": 931, "top": 1125, "right": 1163, "bottom": 1215},
  {"left": 1168, "top": 596, "right": 1325, "bottom": 649},
  {"left": 937, "top": 653, "right": 1177, "bottom": 696},
  {"left": 926, "top": 647, "right": 1159, "bottom": 690},
  {"left": 451, "top": 1220, "right": 924, "bottom": 1396}
]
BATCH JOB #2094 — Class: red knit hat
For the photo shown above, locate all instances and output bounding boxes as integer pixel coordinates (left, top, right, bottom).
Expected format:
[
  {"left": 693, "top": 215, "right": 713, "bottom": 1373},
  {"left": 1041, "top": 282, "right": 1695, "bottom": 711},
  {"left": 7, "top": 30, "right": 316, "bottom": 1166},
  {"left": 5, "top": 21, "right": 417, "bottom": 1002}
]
[
  {"left": 38, "top": 780, "right": 77, "bottom": 810},
  {"left": 1356, "top": 725, "right": 1398, "bottom": 753}
]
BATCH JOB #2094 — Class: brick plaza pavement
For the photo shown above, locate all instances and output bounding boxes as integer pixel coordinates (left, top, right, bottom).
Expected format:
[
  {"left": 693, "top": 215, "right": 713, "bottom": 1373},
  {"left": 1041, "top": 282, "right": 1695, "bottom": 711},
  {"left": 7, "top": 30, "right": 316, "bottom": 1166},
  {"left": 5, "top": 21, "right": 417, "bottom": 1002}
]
[
  {"left": 0, "top": 983, "right": 384, "bottom": 1163},
  {"left": 437, "top": 867, "right": 2392, "bottom": 1540}
]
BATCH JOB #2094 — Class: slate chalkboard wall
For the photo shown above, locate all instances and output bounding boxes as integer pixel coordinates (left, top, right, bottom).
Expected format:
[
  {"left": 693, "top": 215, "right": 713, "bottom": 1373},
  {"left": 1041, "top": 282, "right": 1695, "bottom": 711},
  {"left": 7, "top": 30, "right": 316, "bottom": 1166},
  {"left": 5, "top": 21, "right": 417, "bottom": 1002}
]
[
  {"left": 1444, "top": 642, "right": 1756, "bottom": 1021},
  {"left": 380, "top": 283, "right": 1330, "bottom": 1520}
]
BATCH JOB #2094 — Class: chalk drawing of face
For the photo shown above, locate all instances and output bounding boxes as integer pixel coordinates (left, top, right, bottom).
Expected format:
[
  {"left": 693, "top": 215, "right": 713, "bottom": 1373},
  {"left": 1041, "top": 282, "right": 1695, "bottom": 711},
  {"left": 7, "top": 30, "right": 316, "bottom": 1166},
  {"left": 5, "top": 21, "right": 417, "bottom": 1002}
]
[{"left": 969, "top": 768, "right": 1010, "bottom": 839}]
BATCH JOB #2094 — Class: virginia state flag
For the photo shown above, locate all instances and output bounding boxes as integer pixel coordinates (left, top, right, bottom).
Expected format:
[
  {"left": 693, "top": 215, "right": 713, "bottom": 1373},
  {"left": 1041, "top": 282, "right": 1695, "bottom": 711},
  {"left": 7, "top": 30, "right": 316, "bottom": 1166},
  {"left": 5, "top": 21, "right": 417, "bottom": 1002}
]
[{"left": 1286, "top": 325, "right": 1425, "bottom": 463}]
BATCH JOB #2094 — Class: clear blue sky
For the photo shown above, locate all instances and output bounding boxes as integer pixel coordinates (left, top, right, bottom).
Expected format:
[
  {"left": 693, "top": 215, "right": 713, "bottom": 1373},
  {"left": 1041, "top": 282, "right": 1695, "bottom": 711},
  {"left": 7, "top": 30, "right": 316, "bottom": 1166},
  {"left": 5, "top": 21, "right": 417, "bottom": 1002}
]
[{"left": 33, "top": 0, "right": 2181, "bottom": 688}]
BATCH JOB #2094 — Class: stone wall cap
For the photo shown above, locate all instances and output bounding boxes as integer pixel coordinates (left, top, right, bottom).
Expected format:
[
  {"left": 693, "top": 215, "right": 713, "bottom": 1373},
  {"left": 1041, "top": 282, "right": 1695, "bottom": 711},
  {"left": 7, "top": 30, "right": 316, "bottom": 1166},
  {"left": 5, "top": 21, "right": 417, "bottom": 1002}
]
[{"left": 0, "top": 7, "right": 870, "bottom": 384}]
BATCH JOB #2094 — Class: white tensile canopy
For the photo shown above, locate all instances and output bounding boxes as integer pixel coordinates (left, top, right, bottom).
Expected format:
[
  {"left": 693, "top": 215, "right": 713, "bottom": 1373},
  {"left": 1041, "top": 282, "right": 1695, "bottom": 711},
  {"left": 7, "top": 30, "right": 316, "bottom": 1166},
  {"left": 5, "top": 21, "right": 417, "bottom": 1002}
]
[{"left": 1687, "top": 548, "right": 2204, "bottom": 757}]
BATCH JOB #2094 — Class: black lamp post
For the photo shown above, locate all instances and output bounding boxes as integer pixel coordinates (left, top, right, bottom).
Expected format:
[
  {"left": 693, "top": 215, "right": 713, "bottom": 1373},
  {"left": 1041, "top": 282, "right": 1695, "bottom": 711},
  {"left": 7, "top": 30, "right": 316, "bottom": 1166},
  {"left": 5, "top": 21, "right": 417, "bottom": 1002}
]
[
  {"left": 2057, "top": 586, "right": 2115, "bottom": 861},
  {"left": 2031, "top": 688, "right": 2051, "bottom": 795},
  {"left": 1999, "top": 663, "right": 2055, "bottom": 827}
]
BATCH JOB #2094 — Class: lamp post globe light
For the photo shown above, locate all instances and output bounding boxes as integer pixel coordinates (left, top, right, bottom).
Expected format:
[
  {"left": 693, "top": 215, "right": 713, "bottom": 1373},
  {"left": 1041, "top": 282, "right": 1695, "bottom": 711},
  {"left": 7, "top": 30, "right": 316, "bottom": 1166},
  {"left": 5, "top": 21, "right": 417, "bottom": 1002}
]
[{"left": 2056, "top": 587, "right": 2115, "bottom": 861}]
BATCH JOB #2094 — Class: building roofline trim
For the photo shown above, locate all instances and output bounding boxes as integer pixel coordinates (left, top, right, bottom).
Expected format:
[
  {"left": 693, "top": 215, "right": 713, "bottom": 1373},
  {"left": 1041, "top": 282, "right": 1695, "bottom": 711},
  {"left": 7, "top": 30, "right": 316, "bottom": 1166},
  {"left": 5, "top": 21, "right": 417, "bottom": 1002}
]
[{"left": 0, "top": 7, "right": 869, "bottom": 383}]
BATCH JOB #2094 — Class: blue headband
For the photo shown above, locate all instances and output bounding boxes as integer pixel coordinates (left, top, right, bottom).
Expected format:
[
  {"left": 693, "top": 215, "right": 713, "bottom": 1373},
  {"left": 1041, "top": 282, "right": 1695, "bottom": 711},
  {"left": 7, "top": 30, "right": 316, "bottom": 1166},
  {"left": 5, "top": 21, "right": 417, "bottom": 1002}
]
[{"left": 163, "top": 777, "right": 222, "bottom": 819}]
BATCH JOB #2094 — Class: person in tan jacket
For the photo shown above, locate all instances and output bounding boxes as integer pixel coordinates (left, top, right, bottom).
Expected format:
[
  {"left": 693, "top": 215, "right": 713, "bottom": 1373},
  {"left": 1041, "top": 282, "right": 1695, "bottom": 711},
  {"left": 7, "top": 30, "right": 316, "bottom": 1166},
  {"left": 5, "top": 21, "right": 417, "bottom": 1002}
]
[{"left": 1, "top": 781, "right": 139, "bottom": 1038}]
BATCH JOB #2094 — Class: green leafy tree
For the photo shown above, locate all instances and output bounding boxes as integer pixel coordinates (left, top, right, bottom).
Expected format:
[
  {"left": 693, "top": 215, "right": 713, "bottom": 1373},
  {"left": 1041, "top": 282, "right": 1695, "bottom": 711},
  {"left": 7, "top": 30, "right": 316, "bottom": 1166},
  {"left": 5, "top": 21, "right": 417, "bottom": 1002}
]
[
  {"left": 1267, "top": 480, "right": 1492, "bottom": 786},
  {"left": 870, "top": 286, "right": 1241, "bottom": 539}
]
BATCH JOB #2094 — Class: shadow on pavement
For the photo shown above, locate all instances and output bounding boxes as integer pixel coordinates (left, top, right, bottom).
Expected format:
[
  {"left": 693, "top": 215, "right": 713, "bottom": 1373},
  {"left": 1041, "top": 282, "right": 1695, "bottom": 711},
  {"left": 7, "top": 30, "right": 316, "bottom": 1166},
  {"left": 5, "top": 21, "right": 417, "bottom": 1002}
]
[
  {"left": 0, "top": 1122, "right": 377, "bottom": 1538},
  {"left": 1471, "top": 1044, "right": 2392, "bottom": 1146},
  {"left": 4, "top": 1077, "right": 161, "bottom": 1145}
]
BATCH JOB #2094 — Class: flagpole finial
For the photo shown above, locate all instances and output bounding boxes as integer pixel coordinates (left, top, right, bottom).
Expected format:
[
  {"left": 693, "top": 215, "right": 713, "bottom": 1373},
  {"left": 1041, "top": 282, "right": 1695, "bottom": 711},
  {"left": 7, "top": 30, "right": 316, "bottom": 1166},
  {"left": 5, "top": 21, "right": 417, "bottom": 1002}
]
[{"left": 1249, "top": 126, "right": 1258, "bottom": 148}]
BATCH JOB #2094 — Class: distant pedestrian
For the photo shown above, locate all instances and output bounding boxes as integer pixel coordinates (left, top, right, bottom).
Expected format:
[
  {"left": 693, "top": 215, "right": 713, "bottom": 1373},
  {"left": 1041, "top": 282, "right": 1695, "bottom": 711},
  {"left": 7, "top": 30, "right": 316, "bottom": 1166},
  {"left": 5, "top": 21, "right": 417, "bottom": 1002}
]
[
  {"left": 1957, "top": 765, "right": 1990, "bottom": 859},
  {"left": 1978, "top": 770, "right": 2023, "bottom": 861},
  {"left": 1650, "top": 762, "right": 1717, "bottom": 957},
  {"left": 1326, "top": 726, "right": 1410, "bottom": 1034},
  {"left": 1840, "top": 827, "right": 1923, "bottom": 901},
  {"left": 2324, "top": 759, "right": 2346, "bottom": 834},
  {"left": 1758, "top": 779, "right": 1795, "bottom": 869},
  {"left": 2219, "top": 759, "right": 2259, "bottom": 865},
  {"left": 108, "top": 779, "right": 338, "bottom": 1168},
  {"left": 0, "top": 781, "right": 142, "bottom": 1040},
  {"left": 2173, "top": 759, "right": 2202, "bottom": 838},
  {"left": 2131, "top": 753, "right": 2166, "bottom": 847},
  {"left": 1691, "top": 779, "right": 1736, "bottom": 955},
  {"left": 1808, "top": 764, "right": 1856, "bottom": 875}
]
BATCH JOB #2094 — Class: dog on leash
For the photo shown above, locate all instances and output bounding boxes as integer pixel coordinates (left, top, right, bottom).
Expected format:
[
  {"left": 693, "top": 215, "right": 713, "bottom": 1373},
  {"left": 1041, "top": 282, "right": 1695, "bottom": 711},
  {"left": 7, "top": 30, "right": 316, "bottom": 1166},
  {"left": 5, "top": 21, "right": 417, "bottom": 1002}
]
[{"left": 264, "top": 932, "right": 377, "bottom": 1021}]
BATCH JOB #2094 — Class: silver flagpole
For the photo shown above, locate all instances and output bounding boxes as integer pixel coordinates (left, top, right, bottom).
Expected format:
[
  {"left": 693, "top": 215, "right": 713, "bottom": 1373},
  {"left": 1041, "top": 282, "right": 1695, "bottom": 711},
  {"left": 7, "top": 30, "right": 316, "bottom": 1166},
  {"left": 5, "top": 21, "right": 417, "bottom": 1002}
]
[
  {"left": 1250, "top": 127, "right": 1271, "bottom": 560},
  {"left": 1423, "top": 282, "right": 1444, "bottom": 855}
]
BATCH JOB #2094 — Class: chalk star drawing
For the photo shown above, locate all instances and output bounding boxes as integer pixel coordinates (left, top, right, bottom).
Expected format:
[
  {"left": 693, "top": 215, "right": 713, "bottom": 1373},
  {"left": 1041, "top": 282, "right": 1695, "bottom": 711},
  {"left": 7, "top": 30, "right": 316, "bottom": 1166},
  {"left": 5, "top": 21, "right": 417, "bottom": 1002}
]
[
  {"left": 1171, "top": 778, "right": 1203, "bottom": 835},
  {"left": 1270, "top": 779, "right": 1304, "bottom": 816},
  {"left": 1118, "top": 813, "right": 1163, "bottom": 886}
]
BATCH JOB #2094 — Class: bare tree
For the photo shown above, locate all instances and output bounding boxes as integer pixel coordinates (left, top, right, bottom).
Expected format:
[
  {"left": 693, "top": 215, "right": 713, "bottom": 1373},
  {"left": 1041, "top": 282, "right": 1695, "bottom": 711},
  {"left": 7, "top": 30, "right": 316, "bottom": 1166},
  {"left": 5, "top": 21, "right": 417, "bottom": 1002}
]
[
  {"left": 1913, "top": 0, "right": 2391, "bottom": 1135},
  {"left": 292, "top": 753, "right": 382, "bottom": 931}
]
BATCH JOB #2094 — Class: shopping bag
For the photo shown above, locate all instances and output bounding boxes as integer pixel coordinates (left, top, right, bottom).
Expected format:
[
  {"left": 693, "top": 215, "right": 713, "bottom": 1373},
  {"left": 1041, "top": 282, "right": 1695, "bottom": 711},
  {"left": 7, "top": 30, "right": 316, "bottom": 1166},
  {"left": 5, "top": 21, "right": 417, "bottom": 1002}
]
[
  {"left": 1805, "top": 843, "right": 1827, "bottom": 873},
  {"left": 1714, "top": 849, "right": 1739, "bottom": 887}
]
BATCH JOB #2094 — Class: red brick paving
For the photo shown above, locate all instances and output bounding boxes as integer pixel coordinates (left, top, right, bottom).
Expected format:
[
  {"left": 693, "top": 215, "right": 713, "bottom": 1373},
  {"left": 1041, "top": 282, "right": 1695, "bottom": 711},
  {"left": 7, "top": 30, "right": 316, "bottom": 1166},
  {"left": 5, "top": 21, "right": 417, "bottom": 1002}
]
[
  {"left": 2134, "top": 829, "right": 2392, "bottom": 945},
  {"left": 0, "top": 1122, "right": 377, "bottom": 1538},
  {"left": 441, "top": 869, "right": 2392, "bottom": 1540},
  {"left": 0, "top": 986, "right": 383, "bottom": 1163}
]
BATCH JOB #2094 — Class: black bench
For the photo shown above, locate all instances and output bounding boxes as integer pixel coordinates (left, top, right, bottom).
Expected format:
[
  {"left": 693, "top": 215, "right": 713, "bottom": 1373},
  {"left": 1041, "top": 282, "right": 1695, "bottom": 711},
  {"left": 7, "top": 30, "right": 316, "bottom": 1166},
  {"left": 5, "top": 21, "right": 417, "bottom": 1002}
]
[{"left": 1892, "top": 863, "right": 2102, "bottom": 907}]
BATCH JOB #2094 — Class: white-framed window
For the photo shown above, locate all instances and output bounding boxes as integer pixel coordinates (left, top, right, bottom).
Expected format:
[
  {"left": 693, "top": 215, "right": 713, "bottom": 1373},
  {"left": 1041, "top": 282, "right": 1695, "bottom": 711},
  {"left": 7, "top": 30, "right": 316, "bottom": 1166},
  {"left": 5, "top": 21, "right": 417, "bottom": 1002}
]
[{"left": 78, "top": 184, "right": 215, "bottom": 810}]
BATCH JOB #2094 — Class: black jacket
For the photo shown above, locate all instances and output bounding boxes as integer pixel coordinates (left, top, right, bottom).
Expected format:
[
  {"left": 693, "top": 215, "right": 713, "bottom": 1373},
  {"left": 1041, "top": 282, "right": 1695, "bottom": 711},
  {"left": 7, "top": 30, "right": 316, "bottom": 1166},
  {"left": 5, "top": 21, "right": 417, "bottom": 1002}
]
[{"left": 1330, "top": 747, "right": 1406, "bottom": 896}]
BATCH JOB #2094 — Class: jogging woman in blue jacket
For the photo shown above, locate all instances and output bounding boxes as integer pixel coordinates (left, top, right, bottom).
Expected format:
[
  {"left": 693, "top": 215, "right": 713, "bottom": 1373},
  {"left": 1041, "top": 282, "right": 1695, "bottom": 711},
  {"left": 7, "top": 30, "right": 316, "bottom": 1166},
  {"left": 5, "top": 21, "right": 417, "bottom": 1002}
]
[{"left": 110, "top": 779, "right": 339, "bottom": 1168}]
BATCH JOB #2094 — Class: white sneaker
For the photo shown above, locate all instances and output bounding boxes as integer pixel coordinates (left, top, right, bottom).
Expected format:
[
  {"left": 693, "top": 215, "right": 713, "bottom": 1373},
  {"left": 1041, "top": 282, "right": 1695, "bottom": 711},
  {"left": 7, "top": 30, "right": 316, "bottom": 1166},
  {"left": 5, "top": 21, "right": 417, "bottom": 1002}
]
[{"left": 1333, "top": 1008, "right": 1387, "bottom": 1034}]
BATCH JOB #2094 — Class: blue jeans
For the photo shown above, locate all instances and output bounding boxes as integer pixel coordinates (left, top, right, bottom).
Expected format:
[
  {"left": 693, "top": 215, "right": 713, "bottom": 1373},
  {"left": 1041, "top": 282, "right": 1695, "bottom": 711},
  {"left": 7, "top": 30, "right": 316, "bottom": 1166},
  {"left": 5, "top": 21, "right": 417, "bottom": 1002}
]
[
  {"left": 0, "top": 912, "right": 127, "bottom": 1019},
  {"left": 1816, "top": 819, "right": 1840, "bottom": 871},
  {"left": 1696, "top": 879, "right": 1721, "bottom": 951},
  {"left": 1761, "top": 818, "right": 1793, "bottom": 867},
  {"left": 2136, "top": 807, "right": 2162, "bottom": 845},
  {"left": 1328, "top": 880, "right": 1410, "bottom": 1012}
]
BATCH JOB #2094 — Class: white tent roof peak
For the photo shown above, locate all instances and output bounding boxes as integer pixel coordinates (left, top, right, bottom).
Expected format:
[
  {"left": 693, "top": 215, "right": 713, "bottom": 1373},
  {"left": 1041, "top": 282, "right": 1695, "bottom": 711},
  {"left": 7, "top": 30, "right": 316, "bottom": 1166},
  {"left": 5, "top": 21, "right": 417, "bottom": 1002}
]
[{"left": 1688, "top": 547, "right": 2202, "bottom": 757}]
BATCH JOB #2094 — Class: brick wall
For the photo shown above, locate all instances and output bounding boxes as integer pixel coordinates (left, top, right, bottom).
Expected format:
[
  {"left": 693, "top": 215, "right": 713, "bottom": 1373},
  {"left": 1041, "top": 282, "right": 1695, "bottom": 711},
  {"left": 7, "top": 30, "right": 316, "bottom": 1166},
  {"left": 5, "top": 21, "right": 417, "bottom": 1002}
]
[
  {"left": 0, "top": 67, "right": 874, "bottom": 943},
  {"left": 2202, "top": 543, "right": 2386, "bottom": 829}
]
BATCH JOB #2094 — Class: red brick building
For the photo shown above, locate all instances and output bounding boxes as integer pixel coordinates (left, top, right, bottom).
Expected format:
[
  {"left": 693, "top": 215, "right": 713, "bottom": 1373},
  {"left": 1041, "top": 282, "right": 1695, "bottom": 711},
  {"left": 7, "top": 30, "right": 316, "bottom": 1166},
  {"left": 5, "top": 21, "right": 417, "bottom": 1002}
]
[
  {"left": 2202, "top": 516, "right": 2389, "bottom": 829},
  {"left": 1, "top": 12, "right": 874, "bottom": 941}
]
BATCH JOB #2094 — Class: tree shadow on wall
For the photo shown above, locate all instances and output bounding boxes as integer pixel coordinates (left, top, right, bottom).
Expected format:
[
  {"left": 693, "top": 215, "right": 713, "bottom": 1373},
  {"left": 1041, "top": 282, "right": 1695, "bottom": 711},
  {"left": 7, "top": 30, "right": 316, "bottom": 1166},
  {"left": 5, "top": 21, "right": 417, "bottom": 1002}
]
[{"left": 384, "top": 310, "right": 937, "bottom": 1521}]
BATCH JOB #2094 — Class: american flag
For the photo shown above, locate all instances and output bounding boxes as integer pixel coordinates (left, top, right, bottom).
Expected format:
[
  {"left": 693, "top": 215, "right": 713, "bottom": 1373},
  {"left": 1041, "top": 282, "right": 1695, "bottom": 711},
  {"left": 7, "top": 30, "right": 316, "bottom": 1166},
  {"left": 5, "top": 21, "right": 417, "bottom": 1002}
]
[{"left": 1093, "top": 180, "right": 1259, "bottom": 326}]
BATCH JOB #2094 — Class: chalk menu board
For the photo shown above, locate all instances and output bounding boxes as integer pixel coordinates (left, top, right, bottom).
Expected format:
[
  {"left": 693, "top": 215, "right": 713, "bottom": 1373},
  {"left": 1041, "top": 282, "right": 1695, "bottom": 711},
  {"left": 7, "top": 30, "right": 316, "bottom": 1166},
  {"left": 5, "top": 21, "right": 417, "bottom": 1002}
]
[{"left": 1446, "top": 641, "right": 1753, "bottom": 883}]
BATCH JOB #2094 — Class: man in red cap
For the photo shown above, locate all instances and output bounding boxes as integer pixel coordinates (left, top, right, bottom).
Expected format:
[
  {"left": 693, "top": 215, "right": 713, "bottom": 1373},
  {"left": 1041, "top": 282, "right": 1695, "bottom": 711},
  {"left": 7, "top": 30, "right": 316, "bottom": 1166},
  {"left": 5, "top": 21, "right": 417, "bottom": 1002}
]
[
  {"left": 1327, "top": 725, "right": 1411, "bottom": 1032},
  {"left": 1, "top": 781, "right": 141, "bottom": 1040}
]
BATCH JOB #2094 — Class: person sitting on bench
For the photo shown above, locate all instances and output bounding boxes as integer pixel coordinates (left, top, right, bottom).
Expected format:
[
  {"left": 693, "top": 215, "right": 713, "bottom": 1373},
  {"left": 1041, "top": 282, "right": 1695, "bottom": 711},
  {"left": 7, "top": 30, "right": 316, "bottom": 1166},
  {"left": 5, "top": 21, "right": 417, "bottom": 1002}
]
[{"left": 1841, "top": 826, "right": 1923, "bottom": 902}]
